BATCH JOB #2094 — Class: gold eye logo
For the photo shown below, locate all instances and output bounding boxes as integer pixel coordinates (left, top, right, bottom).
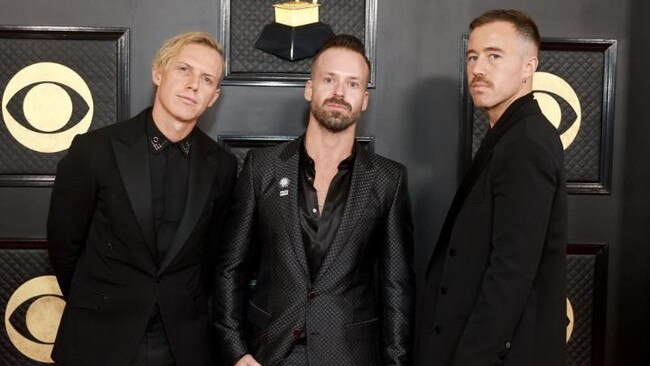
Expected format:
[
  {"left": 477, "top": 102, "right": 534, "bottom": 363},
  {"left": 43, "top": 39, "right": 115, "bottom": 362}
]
[
  {"left": 1, "top": 62, "right": 94, "bottom": 153},
  {"left": 4, "top": 275, "right": 65, "bottom": 363},
  {"left": 532, "top": 72, "right": 581, "bottom": 150},
  {"left": 566, "top": 297, "right": 574, "bottom": 343}
]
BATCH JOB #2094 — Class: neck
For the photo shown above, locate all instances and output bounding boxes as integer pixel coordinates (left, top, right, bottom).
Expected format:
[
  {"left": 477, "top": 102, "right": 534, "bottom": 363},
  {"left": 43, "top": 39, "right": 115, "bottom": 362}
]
[
  {"left": 487, "top": 83, "right": 532, "bottom": 127},
  {"left": 151, "top": 107, "right": 196, "bottom": 142},
  {"left": 304, "top": 118, "right": 355, "bottom": 165}
]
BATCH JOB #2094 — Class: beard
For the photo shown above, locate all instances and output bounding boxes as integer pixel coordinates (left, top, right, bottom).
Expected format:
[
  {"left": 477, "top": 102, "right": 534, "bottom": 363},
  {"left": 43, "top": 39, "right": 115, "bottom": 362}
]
[{"left": 311, "top": 97, "right": 361, "bottom": 133}]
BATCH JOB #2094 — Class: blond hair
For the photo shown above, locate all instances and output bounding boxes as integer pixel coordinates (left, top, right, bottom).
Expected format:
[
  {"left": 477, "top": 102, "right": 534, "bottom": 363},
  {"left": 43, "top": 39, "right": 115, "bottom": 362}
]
[{"left": 152, "top": 31, "right": 225, "bottom": 83}]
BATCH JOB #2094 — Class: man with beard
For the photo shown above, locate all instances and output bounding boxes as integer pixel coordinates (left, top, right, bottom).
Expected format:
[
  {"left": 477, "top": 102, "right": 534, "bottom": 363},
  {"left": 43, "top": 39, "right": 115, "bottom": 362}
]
[
  {"left": 415, "top": 9, "right": 567, "bottom": 366},
  {"left": 214, "top": 34, "right": 414, "bottom": 366}
]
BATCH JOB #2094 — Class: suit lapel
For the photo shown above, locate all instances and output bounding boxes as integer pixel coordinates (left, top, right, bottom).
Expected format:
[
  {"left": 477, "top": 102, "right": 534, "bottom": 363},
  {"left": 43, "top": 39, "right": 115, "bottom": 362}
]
[
  {"left": 159, "top": 135, "right": 218, "bottom": 273},
  {"left": 315, "top": 147, "right": 374, "bottom": 282},
  {"left": 276, "top": 138, "right": 311, "bottom": 279},
  {"left": 111, "top": 118, "right": 156, "bottom": 257}
]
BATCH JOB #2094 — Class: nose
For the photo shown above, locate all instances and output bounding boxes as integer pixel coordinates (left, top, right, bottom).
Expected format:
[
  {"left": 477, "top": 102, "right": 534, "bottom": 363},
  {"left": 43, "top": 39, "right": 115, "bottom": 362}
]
[
  {"left": 333, "top": 81, "right": 345, "bottom": 97},
  {"left": 471, "top": 56, "right": 487, "bottom": 78},
  {"left": 187, "top": 73, "right": 200, "bottom": 91}
]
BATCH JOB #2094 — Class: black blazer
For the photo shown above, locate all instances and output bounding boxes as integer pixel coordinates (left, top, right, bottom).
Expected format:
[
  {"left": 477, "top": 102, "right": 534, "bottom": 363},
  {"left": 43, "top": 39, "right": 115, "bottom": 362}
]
[
  {"left": 47, "top": 108, "right": 237, "bottom": 366},
  {"left": 214, "top": 137, "right": 415, "bottom": 366},
  {"left": 415, "top": 95, "right": 568, "bottom": 366}
]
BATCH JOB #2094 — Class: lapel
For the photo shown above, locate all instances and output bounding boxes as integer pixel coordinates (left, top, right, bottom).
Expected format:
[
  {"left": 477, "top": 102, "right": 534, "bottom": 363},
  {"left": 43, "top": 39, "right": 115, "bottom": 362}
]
[
  {"left": 315, "top": 145, "right": 374, "bottom": 283},
  {"left": 111, "top": 110, "right": 156, "bottom": 258},
  {"left": 275, "top": 138, "right": 311, "bottom": 279},
  {"left": 426, "top": 93, "right": 536, "bottom": 276},
  {"left": 159, "top": 132, "right": 218, "bottom": 273}
]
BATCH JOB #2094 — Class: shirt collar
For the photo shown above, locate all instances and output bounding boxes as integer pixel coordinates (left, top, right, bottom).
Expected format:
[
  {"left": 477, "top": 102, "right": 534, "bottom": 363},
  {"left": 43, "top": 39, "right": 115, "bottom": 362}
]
[
  {"left": 300, "top": 139, "right": 357, "bottom": 172},
  {"left": 146, "top": 114, "right": 193, "bottom": 156}
]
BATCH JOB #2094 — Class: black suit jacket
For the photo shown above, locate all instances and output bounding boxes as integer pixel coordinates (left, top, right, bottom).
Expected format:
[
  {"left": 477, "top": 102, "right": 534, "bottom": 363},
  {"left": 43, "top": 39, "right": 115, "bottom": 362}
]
[
  {"left": 47, "top": 108, "right": 237, "bottom": 366},
  {"left": 214, "top": 137, "right": 415, "bottom": 366},
  {"left": 415, "top": 95, "right": 568, "bottom": 366}
]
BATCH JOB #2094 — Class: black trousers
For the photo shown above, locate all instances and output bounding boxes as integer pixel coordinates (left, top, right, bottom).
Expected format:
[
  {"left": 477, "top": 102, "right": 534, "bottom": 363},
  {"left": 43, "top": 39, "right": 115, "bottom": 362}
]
[{"left": 131, "top": 307, "right": 175, "bottom": 366}]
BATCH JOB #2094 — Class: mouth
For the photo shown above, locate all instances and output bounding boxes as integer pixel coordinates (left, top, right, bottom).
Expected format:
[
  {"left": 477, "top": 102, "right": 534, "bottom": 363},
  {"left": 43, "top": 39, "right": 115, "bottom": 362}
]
[
  {"left": 323, "top": 98, "right": 351, "bottom": 112},
  {"left": 470, "top": 83, "right": 491, "bottom": 91},
  {"left": 178, "top": 95, "right": 197, "bottom": 105}
]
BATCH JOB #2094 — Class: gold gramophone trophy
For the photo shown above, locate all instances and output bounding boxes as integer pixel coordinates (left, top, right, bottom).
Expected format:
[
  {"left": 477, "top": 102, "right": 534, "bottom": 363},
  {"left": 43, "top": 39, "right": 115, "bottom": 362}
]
[{"left": 255, "top": 0, "right": 334, "bottom": 61}]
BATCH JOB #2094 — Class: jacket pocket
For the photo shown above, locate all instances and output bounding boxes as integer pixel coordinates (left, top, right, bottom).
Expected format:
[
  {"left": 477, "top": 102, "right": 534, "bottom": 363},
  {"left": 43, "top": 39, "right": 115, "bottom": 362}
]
[
  {"left": 345, "top": 317, "right": 379, "bottom": 342},
  {"left": 66, "top": 279, "right": 108, "bottom": 310},
  {"left": 246, "top": 300, "right": 271, "bottom": 329}
]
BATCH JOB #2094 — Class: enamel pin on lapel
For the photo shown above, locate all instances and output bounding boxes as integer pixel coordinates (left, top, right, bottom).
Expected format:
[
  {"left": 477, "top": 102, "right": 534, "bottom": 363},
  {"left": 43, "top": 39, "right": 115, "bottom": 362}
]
[{"left": 279, "top": 177, "right": 290, "bottom": 196}]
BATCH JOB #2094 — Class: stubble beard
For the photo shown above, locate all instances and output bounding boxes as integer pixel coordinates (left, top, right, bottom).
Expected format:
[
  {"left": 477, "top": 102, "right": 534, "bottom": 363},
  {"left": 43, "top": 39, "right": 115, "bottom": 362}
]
[{"left": 311, "top": 97, "right": 360, "bottom": 133}]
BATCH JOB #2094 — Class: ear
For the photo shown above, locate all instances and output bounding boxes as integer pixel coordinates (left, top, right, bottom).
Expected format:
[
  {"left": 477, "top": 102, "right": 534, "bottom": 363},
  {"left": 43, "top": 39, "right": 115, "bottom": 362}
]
[
  {"left": 152, "top": 67, "right": 162, "bottom": 87},
  {"left": 361, "top": 90, "right": 369, "bottom": 112},
  {"left": 207, "top": 88, "right": 221, "bottom": 108},
  {"left": 523, "top": 55, "right": 539, "bottom": 80},
  {"left": 304, "top": 80, "right": 313, "bottom": 101}
]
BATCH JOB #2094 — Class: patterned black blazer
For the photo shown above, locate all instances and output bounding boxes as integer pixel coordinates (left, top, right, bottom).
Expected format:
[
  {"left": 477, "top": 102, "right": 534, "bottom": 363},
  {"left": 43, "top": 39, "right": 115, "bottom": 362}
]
[{"left": 214, "top": 137, "right": 415, "bottom": 366}]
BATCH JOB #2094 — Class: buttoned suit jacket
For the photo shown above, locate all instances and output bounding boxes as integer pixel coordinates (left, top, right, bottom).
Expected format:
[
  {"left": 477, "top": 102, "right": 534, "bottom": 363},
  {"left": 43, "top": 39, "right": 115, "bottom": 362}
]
[
  {"left": 214, "top": 137, "right": 415, "bottom": 366},
  {"left": 415, "top": 96, "right": 568, "bottom": 366},
  {"left": 47, "top": 108, "right": 237, "bottom": 366}
]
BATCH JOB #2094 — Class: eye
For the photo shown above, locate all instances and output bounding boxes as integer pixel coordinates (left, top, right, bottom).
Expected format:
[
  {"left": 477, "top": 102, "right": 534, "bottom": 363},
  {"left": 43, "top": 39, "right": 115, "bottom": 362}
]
[
  {"left": 202, "top": 76, "right": 215, "bottom": 86},
  {"left": 1, "top": 62, "right": 94, "bottom": 153},
  {"left": 323, "top": 76, "right": 333, "bottom": 84},
  {"left": 5, "top": 275, "right": 65, "bottom": 363},
  {"left": 467, "top": 55, "right": 478, "bottom": 62},
  {"left": 488, "top": 53, "right": 501, "bottom": 60}
]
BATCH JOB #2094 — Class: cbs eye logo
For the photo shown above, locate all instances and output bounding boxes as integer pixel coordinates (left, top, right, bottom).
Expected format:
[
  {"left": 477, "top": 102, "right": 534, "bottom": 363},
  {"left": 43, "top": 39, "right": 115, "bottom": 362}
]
[
  {"left": 566, "top": 298, "right": 574, "bottom": 343},
  {"left": 1, "top": 62, "right": 94, "bottom": 153},
  {"left": 4, "top": 276, "right": 64, "bottom": 363},
  {"left": 532, "top": 72, "right": 582, "bottom": 151}
]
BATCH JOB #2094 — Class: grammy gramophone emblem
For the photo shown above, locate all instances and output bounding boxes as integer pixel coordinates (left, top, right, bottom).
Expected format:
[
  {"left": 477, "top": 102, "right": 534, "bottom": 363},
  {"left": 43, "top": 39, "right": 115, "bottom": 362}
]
[{"left": 255, "top": 0, "right": 334, "bottom": 61}]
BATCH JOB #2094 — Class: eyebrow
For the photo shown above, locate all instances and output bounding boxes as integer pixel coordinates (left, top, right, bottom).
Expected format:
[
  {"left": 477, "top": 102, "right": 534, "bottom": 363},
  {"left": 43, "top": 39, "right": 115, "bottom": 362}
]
[
  {"left": 467, "top": 46, "right": 505, "bottom": 56},
  {"left": 176, "top": 61, "right": 218, "bottom": 79}
]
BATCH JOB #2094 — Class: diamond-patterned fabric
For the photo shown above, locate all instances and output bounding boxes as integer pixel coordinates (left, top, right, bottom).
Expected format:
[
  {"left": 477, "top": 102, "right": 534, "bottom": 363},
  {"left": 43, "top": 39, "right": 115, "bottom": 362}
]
[{"left": 229, "top": 0, "right": 366, "bottom": 74}]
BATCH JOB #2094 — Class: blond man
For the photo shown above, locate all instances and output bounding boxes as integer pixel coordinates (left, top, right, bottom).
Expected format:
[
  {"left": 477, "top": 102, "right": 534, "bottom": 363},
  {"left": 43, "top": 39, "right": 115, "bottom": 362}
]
[{"left": 48, "top": 32, "right": 237, "bottom": 366}]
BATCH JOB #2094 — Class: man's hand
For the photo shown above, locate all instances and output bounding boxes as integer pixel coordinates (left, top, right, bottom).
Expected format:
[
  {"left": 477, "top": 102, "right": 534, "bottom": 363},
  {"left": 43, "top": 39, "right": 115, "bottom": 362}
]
[{"left": 234, "top": 354, "right": 261, "bottom": 366}]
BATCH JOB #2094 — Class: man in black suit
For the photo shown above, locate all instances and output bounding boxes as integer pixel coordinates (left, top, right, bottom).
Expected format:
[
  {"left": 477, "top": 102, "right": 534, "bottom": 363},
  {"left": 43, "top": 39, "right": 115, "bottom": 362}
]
[
  {"left": 47, "top": 32, "right": 237, "bottom": 366},
  {"left": 214, "top": 35, "right": 415, "bottom": 366},
  {"left": 415, "top": 10, "right": 568, "bottom": 366}
]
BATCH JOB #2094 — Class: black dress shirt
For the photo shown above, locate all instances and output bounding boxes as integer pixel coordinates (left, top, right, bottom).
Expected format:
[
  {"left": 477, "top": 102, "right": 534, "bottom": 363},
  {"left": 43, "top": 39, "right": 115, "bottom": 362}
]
[
  {"left": 146, "top": 115, "right": 192, "bottom": 264},
  {"left": 298, "top": 142, "right": 356, "bottom": 279}
]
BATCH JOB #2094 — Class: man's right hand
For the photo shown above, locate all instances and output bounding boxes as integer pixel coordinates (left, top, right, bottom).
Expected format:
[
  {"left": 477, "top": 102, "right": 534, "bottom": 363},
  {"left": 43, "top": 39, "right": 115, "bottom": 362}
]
[{"left": 234, "top": 354, "right": 261, "bottom": 366}]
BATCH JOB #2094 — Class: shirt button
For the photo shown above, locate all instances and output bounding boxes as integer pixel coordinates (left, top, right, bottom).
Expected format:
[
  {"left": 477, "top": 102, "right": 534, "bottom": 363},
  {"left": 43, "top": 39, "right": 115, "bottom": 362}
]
[
  {"left": 292, "top": 328, "right": 303, "bottom": 338},
  {"left": 312, "top": 208, "right": 317, "bottom": 213},
  {"left": 308, "top": 291, "right": 318, "bottom": 300},
  {"left": 440, "top": 286, "right": 448, "bottom": 295},
  {"left": 505, "top": 341, "right": 511, "bottom": 349}
]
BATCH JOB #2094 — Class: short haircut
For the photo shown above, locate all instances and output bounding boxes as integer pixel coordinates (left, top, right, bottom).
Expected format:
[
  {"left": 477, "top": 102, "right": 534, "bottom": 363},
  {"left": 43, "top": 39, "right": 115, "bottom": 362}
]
[
  {"left": 152, "top": 31, "right": 225, "bottom": 84},
  {"left": 470, "top": 9, "right": 541, "bottom": 51},
  {"left": 311, "top": 34, "right": 371, "bottom": 81}
]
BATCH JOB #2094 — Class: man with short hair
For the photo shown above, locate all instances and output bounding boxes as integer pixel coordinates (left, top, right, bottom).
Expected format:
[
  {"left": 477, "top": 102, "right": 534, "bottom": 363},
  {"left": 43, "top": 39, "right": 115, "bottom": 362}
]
[
  {"left": 48, "top": 31, "right": 237, "bottom": 366},
  {"left": 214, "top": 34, "right": 415, "bottom": 366},
  {"left": 416, "top": 9, "right": 568, "bottom": 366}
]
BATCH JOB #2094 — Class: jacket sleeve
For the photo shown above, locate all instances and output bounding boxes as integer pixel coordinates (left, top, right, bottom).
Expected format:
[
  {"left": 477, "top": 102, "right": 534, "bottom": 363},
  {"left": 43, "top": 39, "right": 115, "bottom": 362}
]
[
  {"left": 202, "top": 153, "right": 238, "bottom": 295},
  {"left": 214, "top": 151, "right": 257, "bottom": 366},
  {"left": 452, "top": 137, "right": 559, "bottom": 365},
  {"left": 379, "top": 166, "right": 415, "bottom": 365},
  {"left": 47, "top": 134, "right": 97, "bottom": 297}
]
